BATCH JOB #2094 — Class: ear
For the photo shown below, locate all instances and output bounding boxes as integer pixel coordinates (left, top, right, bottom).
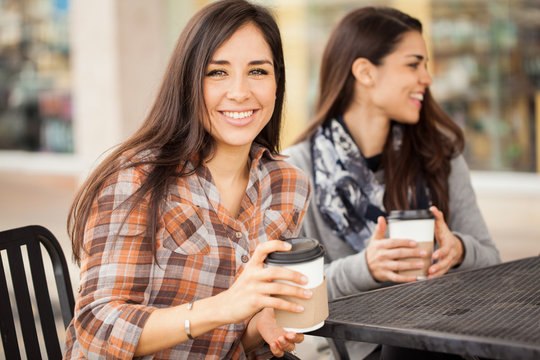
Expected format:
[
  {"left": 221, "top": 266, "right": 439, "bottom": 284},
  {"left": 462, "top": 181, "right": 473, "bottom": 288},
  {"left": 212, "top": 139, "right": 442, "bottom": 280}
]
[{"left": 351, "top": 58, "right": 375, "bottom": 87}]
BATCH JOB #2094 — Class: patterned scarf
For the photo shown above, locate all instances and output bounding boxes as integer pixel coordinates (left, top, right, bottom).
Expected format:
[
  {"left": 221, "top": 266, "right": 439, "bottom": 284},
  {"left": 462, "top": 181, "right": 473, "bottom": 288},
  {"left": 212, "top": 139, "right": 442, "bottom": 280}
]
[{"left": 311, "top": 117, "right": 404, "bottom": 252}]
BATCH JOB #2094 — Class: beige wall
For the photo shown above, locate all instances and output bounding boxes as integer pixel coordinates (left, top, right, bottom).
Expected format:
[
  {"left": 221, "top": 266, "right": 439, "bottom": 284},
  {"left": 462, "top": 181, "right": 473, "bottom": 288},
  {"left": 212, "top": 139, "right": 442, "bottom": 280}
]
[{"left": 70, "top": 0, "right": 169, "bottom": 174}]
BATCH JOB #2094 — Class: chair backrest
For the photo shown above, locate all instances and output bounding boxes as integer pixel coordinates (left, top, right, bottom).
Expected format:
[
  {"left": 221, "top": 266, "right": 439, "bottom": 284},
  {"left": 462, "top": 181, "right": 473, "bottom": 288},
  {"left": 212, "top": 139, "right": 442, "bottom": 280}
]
[{"left": 0, "top": 225, "right": 75, "bottom": 360}]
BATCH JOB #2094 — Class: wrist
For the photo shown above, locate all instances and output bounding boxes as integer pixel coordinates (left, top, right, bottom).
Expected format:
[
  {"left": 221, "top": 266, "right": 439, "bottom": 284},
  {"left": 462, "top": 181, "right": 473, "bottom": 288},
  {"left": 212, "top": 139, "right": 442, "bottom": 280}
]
[{"left": 242, "top": 312, "right": 265, "bottom": 353}]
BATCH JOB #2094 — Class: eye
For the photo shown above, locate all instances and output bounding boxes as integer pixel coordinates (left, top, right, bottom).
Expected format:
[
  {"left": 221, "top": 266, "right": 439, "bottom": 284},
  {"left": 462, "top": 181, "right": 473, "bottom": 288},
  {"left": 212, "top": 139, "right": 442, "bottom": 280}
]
[
  {"left": 249, "top": 68, "right": 269, "bottom": 77},
  {"left": 206, "top": 69, "right": 227, "bottom": 78},
  {"left": 408, "top": 62, "right": 420, "bottom": 69}
]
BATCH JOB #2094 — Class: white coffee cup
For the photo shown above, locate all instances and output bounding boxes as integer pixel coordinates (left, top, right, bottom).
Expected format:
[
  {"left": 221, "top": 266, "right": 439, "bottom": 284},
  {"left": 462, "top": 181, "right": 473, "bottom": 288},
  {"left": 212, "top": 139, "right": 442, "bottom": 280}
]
[
  {"left": 387, "top": 210, "right": 435, "bottom": 280},
  {"left": 264, "top": 238, "right": 328, "bottom": 332}
]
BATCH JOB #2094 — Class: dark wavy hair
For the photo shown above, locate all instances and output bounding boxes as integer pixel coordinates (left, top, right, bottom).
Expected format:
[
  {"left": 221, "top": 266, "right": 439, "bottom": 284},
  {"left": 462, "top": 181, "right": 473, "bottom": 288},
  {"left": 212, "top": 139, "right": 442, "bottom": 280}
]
[
  {"left": 68, "top": 0, "right": 286, "bottom": 264},
  {"left": 296, "top": 7, "right": 464, "bottom": 218}
]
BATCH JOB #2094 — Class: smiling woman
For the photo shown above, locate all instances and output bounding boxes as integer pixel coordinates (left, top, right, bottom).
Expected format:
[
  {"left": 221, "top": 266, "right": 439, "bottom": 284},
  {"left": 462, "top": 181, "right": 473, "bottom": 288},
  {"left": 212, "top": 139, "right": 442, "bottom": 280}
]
[
  {"left": 63, "top": 1, "right": 311, "bottom": 359},
  {"left": 284, "top": 6, "right": 501, "bottom": 359}
]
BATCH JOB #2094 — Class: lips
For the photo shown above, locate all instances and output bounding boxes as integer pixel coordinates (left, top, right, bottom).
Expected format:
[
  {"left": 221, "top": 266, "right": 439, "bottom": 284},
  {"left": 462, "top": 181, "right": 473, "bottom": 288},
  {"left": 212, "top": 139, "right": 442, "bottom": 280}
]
[
  {"left": 220, "top": 109, "right": 258, "bottom": 126},
  {"left": 409, "top": 92, "right": 424, "bottom": 108}
]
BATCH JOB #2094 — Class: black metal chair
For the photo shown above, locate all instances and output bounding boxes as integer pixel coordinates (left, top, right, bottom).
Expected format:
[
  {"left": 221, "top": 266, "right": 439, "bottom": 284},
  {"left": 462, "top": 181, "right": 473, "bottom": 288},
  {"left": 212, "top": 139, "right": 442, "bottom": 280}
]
[{"left": 0, "top": 225, "right": 75, "bottom": 360}]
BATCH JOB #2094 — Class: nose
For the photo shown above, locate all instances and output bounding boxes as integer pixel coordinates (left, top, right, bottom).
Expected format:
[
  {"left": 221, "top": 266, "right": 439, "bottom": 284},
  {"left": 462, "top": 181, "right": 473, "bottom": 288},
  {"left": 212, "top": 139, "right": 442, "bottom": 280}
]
[
  {"left": 420, "top": 66, "right": 432, "bottom": 86},
  {"left": 227, "top": 75, "right": 250, "bottom": 102}
]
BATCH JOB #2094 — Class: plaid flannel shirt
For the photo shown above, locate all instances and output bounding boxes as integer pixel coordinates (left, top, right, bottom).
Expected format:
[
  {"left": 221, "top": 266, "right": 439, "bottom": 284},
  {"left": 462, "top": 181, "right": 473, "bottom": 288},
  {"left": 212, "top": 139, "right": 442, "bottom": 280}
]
[{"left": 64, "top": 144, "right": 310, "bottom": 359}]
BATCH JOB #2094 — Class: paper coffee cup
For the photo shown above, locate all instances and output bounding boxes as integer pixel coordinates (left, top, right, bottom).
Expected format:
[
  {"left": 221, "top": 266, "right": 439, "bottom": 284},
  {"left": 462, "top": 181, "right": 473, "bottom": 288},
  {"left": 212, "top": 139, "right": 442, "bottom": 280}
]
[
  {"left": 387, "top": 210, "right": 435, "bottom": 280},
  {"left": 264, "top": 237, "right": 328, "bottom": 332}
]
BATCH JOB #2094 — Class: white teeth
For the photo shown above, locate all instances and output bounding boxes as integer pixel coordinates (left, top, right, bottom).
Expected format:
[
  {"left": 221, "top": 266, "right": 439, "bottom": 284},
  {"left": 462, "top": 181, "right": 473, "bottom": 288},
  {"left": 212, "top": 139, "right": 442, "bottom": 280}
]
[
  {"left": 223, "top": 110, "right": 254, "bottom": 119},
  {"left": 410, "top": 93, "right": 424, "bottom": 101}
]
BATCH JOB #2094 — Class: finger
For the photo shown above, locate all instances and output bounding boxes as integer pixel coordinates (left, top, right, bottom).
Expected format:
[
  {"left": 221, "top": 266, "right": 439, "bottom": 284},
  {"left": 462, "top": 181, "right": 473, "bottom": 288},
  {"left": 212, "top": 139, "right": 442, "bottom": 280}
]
[
  {"left": 278, "top": 336, "right": 296, "bottom": 352},
  {"left": 386, "top": 259, "right": 426, "bottom": 273},
  {"left": 261, "top": 295, "right": 305, "bottom": 313},
  {"left": 285, "top": 332, "right": 304, "bottom": 343},
  {"left": 250, "top": 240, "right": 291, "bottom": 265},
  {"left": 432, "top": 246, "right": 449, "bottom": 261},
  {"left": 259, "top": 281, "right": 312, "bottom": 300},
  {"left": 385, "top": 247, "right": 428, "bottom": 260},
  {"left": 430, "top": 206, "right": 451, "bottom": 235},
  {"left": 282, "top": 341, "right": 296, "bottom": 353},
  {"left": 270, "top": 342, "right": 284, "bottom": 357},
  {"left": 373, "top": 216, "right": 387, "bottom": 240},
  {"left": 385, "top": 270, "right": 418, "bottom": 283},
  {"left": 428, "top": 259, "right": 451, "bottom": 277},
  {"left": 372, "top": 238, "right": 417, "bottom": 251},
  {"left": 262, "top": 266, "right": 309, "bottom": 286},
  {"left": 430, "top": 206, "right": 443, "bottom": 220}
]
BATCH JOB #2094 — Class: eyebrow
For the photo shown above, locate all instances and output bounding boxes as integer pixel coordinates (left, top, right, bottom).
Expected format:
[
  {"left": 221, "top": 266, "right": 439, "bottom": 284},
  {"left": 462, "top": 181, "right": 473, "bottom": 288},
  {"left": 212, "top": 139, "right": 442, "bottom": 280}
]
[
  {"left": 209, "top": 59, "right": 273, "bottom": 66},
  {"left": 407, "top": 54, "right": 426, "bottom": 61}
]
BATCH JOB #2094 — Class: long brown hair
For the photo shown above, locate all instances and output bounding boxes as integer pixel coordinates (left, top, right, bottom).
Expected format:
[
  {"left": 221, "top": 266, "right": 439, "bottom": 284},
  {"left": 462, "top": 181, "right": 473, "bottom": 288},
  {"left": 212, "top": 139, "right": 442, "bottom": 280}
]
[
  {"left": 296, "top": 7, "right": 464, "bottom": 218},
  {"left": 68, "top": 0, "right": 286, "bottom": 264}
]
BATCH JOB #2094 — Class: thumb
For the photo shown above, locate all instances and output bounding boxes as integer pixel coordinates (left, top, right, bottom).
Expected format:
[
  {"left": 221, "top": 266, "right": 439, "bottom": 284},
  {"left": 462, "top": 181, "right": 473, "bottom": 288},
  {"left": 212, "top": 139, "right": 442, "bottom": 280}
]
[{"left": 372, "top": 216, "right": 387, "bottom": 240}]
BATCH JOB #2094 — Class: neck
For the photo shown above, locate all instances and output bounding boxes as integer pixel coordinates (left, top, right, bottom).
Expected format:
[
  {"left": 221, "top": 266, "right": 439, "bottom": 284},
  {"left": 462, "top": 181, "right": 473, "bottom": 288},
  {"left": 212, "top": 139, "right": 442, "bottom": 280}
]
[
  {"left": 205, "top": 145, "right": 250, "bottom": 183},
  {"left": 343, "top": 103, "right": 390, "bottom": 158}
]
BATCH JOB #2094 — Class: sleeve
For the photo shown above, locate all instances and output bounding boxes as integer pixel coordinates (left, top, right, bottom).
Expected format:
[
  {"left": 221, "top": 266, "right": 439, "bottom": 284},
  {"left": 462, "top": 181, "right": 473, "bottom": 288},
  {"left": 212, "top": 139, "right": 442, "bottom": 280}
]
[
  {"left": 284, "top": 142, "right": 383, "bottom": 300},
  {"left": 72, "top": 167, "right": 157, "bottom": 359},
  {"left": 447, "top": 155, "right": 502, "bottom": 270}
]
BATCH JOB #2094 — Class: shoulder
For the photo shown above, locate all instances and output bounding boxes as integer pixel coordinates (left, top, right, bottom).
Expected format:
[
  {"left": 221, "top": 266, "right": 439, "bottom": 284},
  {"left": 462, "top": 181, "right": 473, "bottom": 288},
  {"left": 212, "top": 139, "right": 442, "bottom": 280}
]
[
  {"left": 101, "top": 150, "right": 157, "bottom": 195},
  {"left": 259, "top": 154, "right": 309, "bottom": 187},
  {"left": 448, "top": 154, "right": 471, "bottom": 184},
  {"left": 258, "top": 153, "right": 310, "bottom": 209},
  {"left": 282, "top": 140, "right": 313, "bottom": 175}
]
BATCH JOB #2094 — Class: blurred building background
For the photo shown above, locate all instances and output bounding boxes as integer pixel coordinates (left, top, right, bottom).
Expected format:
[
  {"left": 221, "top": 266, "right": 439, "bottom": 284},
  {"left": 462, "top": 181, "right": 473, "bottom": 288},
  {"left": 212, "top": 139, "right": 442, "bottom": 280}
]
[{"left": 1, "top": 0, "right": 539, "bottom": 313}]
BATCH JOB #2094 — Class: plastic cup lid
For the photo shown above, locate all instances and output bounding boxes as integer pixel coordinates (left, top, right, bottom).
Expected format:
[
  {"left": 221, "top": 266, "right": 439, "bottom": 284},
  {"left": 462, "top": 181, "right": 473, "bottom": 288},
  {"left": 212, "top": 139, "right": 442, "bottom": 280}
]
[
  {"left": 264, "top": 237, "right": 324, "bottom": 265},
  {"left": 387, "top": 209, "right": 435, "bottom": 221}
]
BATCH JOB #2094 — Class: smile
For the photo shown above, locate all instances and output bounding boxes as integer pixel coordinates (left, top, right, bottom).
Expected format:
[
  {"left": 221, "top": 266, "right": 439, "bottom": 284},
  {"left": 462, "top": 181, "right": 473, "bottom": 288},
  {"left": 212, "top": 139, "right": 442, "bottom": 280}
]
[
  {"left": 222, "top": 110, "right": 254, "bottom": 119},
  {"left": 409, "top": 93, "right": 424, "bottom": 102}
]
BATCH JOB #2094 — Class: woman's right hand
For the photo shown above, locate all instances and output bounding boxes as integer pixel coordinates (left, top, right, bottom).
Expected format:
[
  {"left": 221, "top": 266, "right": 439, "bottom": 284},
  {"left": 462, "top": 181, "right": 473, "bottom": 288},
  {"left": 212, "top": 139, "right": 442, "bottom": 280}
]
[
  {"left": 217, "top": 240, "right": 312, "bottom": 324},
  {"left": 366, "top": 216, "right": 429, "bottom": 283}
]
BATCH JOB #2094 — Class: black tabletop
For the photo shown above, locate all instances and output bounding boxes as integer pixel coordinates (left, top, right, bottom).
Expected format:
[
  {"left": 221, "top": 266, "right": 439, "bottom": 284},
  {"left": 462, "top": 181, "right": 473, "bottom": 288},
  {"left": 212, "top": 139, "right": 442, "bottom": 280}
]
[{"left": 310, "top": 256, "right": 540, "bottom": 360}]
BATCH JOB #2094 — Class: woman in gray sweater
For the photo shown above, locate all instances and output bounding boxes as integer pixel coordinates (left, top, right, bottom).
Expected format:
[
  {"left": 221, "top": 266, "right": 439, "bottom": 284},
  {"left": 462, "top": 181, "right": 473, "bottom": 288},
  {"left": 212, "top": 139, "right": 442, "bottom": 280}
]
[{"left": 285, "top": 7, "right": 501, "bottom": 359}]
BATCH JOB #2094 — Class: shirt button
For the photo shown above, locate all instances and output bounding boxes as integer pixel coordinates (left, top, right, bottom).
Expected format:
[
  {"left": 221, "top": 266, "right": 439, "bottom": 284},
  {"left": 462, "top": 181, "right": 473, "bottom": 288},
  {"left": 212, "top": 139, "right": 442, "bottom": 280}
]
[
  {"left": 235, "top": 232, "right": 243, "bottom": 239},
  {"left": 241, "top": 255, "right": 249, "bottom": 263}
]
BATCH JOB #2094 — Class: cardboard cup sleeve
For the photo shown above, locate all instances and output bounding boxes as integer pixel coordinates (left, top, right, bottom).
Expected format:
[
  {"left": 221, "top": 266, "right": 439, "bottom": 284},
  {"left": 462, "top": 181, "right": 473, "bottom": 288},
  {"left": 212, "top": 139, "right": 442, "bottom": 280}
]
[{"left": 274, "top": 278, "right": 329, "bottom": 331}]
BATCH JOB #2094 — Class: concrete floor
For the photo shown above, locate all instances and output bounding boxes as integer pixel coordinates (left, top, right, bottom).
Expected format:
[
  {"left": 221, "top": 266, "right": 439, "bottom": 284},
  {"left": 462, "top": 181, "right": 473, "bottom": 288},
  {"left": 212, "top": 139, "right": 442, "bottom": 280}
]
[{"left": 0, "top": 170, "right": 538, "bottom": 358}]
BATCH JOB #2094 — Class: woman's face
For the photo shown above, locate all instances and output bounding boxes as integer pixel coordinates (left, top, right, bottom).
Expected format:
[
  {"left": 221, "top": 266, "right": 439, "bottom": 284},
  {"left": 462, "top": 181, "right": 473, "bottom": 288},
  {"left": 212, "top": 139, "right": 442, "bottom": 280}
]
[
  {"left": 370, "top": 31, "right": 432, "bottom": 124},
  {"left": 203, "top": 22, "right": 276, "bottom": 152}
]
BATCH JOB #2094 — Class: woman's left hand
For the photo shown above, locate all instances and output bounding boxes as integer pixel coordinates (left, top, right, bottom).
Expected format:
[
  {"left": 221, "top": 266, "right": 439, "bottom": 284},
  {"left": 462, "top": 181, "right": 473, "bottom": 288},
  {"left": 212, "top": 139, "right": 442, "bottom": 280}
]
[
  {"left": 255, "top": 308, "right": 304, "bottom": 357},
  {"left": 428, "top": 206, "right": 464, "bottom": 278}
]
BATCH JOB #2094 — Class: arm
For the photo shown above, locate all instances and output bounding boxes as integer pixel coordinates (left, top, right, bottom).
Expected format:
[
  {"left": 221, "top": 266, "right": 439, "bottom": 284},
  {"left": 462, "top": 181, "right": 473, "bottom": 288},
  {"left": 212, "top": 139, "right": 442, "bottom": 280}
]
[{"left": 445, "top": 155, "right": 501, "bottom": 269}]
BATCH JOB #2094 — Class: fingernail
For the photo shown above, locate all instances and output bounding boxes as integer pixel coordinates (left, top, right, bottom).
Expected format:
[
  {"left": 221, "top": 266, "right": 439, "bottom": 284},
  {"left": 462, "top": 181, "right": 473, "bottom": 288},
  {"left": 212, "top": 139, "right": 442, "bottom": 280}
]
[
  {"left": 297, "top": 305, "right": 304, "bottom": 312},
  {"left": 284, "top": 242, "right": 292, "bottom": 250},
  {"left": 301, "top": 276, "right": 308, "bottom": 284},
  {"left": 304, "top": 289, "right": 312, "bottom": 297},
  {"left": 410, "top": 241, "right": 416, "bottom": 247},
  {"left": 417, "top": 262, "right": 424, "bottom": 268},
  {"left": 419, "top": 250, "right": 427, "bottom": 256}
]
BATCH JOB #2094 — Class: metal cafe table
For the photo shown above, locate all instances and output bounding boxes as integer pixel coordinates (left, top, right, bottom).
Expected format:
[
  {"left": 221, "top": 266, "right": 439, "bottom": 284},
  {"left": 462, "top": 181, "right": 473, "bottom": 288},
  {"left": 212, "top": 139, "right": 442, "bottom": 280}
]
[{"left": 310, "top": 256, "right": 540, "bottom": 360}]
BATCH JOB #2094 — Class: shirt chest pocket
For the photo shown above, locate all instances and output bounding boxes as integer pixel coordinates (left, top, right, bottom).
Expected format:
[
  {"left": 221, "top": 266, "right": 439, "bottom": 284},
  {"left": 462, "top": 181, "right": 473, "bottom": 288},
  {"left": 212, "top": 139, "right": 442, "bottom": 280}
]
[
  {"left": 263, "top": 209, "right": 300, "bottom": 240},
  {"left": 163, "top": 203, "right": 211, "bottom": 255}
]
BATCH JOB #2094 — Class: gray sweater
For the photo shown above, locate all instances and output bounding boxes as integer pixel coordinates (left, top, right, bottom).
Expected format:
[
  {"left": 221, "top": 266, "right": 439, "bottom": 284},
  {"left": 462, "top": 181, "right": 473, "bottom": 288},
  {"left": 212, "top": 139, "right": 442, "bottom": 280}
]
[{"left": 284, "top": 140, "right": 501, "bottom": 358}]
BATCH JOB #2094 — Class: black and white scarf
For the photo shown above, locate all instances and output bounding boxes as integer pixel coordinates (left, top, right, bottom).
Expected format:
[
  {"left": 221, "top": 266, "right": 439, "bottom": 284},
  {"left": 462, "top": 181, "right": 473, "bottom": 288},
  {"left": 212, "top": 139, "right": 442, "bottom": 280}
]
[{"left": 312, "top": 117, "right": 428, "bottom": 252}]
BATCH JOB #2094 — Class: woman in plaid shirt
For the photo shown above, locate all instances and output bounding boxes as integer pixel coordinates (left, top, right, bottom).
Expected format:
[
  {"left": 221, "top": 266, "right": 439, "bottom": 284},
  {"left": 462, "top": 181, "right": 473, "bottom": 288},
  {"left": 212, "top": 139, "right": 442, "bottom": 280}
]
[{"left": 64, "top": 1, "right": 311, "bottom": 359}]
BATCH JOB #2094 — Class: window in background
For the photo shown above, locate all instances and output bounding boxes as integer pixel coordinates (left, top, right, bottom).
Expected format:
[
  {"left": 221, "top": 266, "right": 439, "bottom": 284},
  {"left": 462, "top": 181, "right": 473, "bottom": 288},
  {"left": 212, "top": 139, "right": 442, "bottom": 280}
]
[
  {"left": 0, "top": 0, "right": 71, "bottom": 153},
  {"left": 430, "top": 0, "right": 540, "bottom": 172}
]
